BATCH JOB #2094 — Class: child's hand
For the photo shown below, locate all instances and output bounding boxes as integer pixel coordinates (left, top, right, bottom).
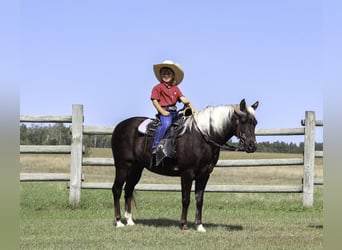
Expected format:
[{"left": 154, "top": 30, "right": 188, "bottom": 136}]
[{"left": 161, "top": 110, "right": 170, "bottom": 116}]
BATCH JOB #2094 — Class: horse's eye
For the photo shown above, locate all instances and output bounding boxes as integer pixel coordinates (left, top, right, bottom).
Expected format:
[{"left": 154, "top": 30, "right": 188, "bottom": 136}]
[{"left": 240, "top": 117, "right": 247, "bottom": 123}]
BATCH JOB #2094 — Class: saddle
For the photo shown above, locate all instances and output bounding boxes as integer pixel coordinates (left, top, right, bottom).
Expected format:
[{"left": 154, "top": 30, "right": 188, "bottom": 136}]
[{"left": 138, "top": 107, "right": 192, "bottom": 166}]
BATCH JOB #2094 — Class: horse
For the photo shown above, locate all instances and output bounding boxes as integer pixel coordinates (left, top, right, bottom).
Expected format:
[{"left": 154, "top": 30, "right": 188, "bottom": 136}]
[{"left": 111, "top": 98, "right": 259, "bottom": 232}]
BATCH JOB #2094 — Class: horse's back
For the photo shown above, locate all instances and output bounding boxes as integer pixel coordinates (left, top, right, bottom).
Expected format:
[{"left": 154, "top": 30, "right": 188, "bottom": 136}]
[{"left": 112, "top": 117, "right": 147, "bottom": 136}]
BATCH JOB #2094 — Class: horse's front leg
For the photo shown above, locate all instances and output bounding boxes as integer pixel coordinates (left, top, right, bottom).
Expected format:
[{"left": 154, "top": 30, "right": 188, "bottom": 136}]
[
  {"left": 180, "top": 171, "right": 193, "bottom": 231},
  {"left": 194, "top": 174, "right": 210, "bottom": 232}
]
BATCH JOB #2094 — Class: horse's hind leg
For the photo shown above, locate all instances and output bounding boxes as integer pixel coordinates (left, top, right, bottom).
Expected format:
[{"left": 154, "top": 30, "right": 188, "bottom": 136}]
[
  {"left": 112, "top": 167, "right": 127, "bottom": 227},
  {"left": 124, "top": 166, "right": 143, "bottom": 226}
]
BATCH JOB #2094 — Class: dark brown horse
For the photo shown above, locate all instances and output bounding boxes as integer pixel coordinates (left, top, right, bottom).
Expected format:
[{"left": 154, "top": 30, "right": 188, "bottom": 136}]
[{"left": 111, "top": 99, "right": 259, "bottom": 232}]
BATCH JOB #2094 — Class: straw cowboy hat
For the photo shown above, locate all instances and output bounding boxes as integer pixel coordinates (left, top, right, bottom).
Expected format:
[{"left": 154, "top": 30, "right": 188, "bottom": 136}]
[{"left": 153, "top": 60, "right": 184, "bottom": 85}]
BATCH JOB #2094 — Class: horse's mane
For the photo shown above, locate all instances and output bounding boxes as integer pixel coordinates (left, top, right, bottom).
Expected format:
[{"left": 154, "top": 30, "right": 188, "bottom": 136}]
[{"left": 189, "top": 104, "right": 256, "bottom": 138}]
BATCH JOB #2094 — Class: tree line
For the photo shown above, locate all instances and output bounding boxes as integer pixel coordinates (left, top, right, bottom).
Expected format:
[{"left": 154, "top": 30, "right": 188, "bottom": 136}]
[
  {"left": 20, "top": 124, "right": 111, "bottom": 148},
  {"left": 20, "top": 124, "right": 323, "bottom": 153}
]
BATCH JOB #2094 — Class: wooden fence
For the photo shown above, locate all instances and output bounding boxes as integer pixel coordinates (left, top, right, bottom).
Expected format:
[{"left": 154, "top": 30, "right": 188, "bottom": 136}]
[{"left": 20, "top": 104, "right": 323, "bottom": 207}]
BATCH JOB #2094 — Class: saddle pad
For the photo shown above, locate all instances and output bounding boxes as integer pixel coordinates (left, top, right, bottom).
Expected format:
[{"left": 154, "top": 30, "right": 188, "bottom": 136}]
[{"left": 138, "top": 118, "right": 154, "bottom": 134}]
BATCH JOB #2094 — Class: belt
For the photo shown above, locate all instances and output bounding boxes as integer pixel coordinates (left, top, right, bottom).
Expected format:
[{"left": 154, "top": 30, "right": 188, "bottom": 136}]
[{"left": 162, "top": 105, "right": 177, "bottom": 111}]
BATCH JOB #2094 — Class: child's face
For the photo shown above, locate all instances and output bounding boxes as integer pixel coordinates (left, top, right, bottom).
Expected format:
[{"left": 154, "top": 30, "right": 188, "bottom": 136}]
[{"left": 160, "top": 68, "right": 174, "bottom": 84}]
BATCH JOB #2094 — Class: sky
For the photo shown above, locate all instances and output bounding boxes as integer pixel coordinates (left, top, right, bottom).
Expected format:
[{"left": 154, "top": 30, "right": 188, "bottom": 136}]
[{"left": 18, "top": 0, "right": 326, "bottom": 143}]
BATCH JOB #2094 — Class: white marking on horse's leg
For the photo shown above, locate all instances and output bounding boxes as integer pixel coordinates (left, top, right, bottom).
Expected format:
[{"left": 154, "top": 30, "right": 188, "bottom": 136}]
[
  {"left": 125, "top": 212, "right": 135, "bottom": 226},
  {"left": 116, "top": 220, "right": 125, "bottom": 228},
  {"left": 196, "top": 224, "right": 206, "bottom": 232}
]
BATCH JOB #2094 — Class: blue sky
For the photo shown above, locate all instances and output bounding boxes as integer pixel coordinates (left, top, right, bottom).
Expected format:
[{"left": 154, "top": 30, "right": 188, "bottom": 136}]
[{"left": 19, "top": 0, "right": 325, "bottom": 143}]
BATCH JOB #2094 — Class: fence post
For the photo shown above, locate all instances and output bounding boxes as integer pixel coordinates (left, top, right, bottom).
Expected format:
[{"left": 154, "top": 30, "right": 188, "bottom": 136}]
[
  {"left": 69, "top": 104, "right": 84, "bottom": 205},
  {"left": 302, "top": 111, "right": 315, "bottom": 207}
]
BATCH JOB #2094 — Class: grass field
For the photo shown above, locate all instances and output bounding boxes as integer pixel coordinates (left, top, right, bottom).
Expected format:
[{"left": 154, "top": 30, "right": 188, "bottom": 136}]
[{"left": 20, "top": 149, "right": 323, "bottom": 249}]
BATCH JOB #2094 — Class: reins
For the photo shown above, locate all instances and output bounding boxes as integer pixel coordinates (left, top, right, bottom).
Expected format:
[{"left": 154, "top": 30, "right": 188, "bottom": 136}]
[{"left": 192, "top": 116, "right": 244, "bottom": 151}]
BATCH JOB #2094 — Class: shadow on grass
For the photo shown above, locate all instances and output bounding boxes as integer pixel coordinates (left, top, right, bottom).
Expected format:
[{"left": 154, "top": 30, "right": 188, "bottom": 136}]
[
  {"left": 135, "top": 218, "right": 243, "bottom": 231},
  {"left": 308, "top": 224, "right": 323, "bottom": 229}
]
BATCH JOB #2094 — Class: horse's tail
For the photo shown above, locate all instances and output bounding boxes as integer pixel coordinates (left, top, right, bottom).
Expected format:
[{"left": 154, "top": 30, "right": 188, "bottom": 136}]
[{"left": 132, "top": 190, "right": 139, "bottom": 213}]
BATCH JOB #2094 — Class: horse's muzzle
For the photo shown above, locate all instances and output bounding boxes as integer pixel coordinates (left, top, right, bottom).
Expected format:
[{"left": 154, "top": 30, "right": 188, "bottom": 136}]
[
  {"left": 239, "top": 137, "right": 257, "bottom": 153},
  {"left": 244, "top": 141, "right": 257, "bottom": 153}
]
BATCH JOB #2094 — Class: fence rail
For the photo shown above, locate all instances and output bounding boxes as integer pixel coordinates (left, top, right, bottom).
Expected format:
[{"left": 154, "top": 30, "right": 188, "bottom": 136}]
[
  {"left": 20, "top": 145, "right": 72, "bottom": 154},
  {"left": 78, "top": 183, "right": 303, "bottom": 193},
  {"left": 19, "top": 115, "right": 72, "bottom": 123},
  {"left": 20, "top": 104, "right": 323, "bottom": 207},
  {"left": 20, "top": 173, "right": 85, "bottom": 182}
]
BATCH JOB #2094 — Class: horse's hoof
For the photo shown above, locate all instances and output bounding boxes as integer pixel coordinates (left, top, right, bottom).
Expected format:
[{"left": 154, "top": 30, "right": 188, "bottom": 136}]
[
  {"left": 116, "top": 221, "right": 125, "bottom": 228},
  {"left": 126, "top": 218, "right": 135, "bottom": 226},
  {"left": 125, "top": 212, "right": 135, "bottom": 226},
  {"left": 181, "top": 224, "right": 190, "bottom": 231},
  {"left": 196, "top": 224, "right": 206, "bottom": 232}
]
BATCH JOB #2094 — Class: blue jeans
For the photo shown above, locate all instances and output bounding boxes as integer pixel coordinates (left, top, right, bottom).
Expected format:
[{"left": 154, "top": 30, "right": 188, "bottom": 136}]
[{"left": 152, "top": 111, "right": 177, "bottom": 149}]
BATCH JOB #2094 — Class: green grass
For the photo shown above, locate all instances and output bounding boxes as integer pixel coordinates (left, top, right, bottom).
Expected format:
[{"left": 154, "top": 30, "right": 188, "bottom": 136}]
[
  {"left": 20, "top": 150, "right": 323, "bottom": 249},
  {"left": 20, "top": 182, "right": 322, "bottom": 250}
]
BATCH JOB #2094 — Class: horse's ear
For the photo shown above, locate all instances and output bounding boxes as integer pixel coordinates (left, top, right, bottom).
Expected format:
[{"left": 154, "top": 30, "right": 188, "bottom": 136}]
[
  {"left": 252, "top": 101, "right": 259, "bottom": 110},
  {"left": 240, "top": 99, "right": 247, "bottom": 112}
]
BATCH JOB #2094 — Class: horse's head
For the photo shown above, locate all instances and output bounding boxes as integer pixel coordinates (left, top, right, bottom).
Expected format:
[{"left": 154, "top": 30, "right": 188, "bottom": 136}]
[{"left": 233, "top": 99, "right": 259, "bottom": 153}]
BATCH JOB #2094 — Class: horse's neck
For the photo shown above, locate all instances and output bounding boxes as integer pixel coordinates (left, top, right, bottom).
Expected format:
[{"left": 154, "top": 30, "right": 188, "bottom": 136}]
[{"left": 192, "top": 106, "right": 235, "bottom": 144}]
